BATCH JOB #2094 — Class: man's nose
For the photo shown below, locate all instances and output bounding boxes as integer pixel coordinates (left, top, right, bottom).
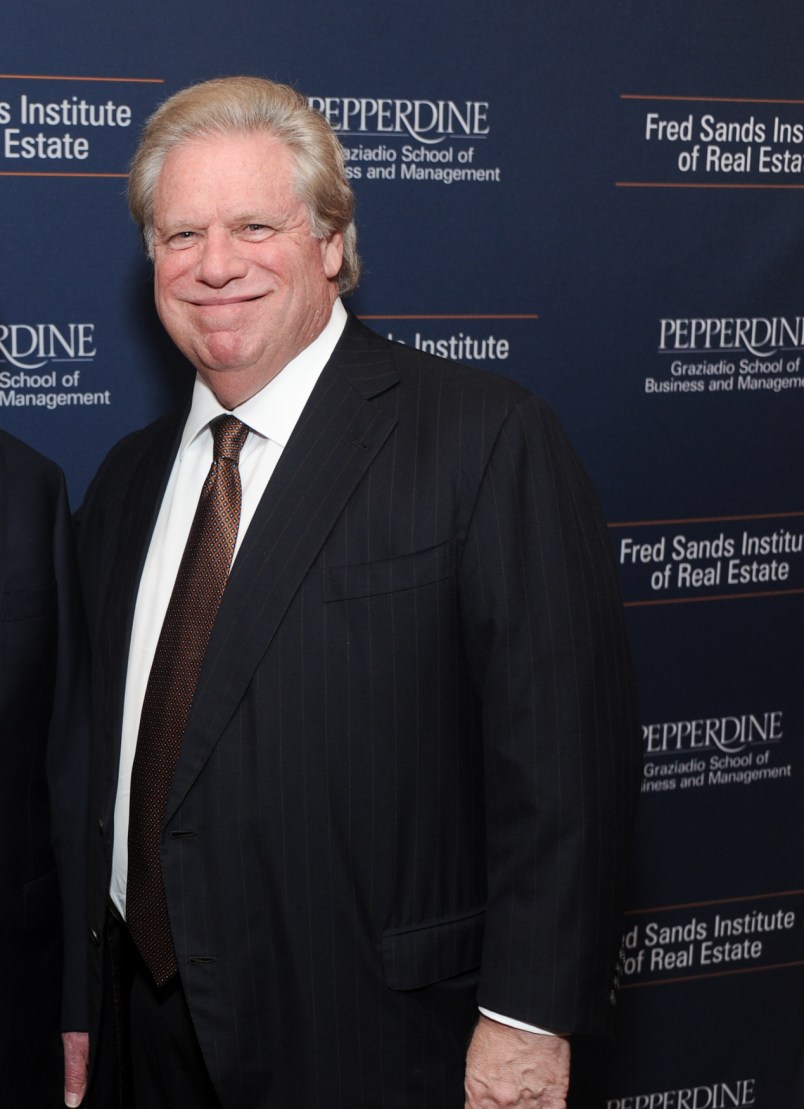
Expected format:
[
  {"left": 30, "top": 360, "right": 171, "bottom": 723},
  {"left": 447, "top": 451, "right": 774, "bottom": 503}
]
[{"left": 196, "top": 230, "right": 248, "bottom": 286}]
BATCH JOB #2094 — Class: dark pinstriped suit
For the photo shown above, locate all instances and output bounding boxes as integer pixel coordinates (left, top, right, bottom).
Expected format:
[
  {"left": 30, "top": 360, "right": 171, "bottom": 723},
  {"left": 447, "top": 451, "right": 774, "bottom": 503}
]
[
  {"left": 0, "top": 431, "right": 88, "bottom": 1107},
  {"left": 78, "top": 316, "right": 641, "bottom": 1108}
]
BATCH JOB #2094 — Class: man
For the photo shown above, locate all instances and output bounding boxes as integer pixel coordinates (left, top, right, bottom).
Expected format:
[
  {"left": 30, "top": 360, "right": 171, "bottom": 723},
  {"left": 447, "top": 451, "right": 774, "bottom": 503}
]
[
  {"left": 78, "top": 76, "right": 641, "bottom": 1108},
  {"left": 0, "top": 430, "right": 89, "bottom": 1107}
]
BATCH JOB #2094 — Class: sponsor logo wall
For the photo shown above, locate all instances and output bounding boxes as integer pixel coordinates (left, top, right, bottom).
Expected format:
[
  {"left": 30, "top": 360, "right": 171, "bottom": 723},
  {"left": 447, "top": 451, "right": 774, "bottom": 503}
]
[{"left": 2, "top": 1, "right": 801, "bottom": 1103}]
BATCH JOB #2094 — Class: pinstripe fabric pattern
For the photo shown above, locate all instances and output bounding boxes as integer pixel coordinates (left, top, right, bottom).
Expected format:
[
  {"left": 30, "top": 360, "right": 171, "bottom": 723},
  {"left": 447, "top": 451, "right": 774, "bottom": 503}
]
[{"left": 79, "top": 316, "right": 642, "bottom": 1108}]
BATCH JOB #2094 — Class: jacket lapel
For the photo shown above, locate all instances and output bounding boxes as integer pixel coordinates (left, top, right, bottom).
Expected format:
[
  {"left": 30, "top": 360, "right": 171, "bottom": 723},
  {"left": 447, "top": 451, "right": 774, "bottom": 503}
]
[{"left": 166, "top": 319, "right": 399, "bottom": 819}]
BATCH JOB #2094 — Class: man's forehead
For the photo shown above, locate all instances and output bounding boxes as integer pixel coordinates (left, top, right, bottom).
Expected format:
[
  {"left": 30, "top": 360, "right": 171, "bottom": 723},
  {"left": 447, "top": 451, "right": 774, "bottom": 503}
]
[{"left": 154, "top": 132, "right": 301, "bottom": 215}]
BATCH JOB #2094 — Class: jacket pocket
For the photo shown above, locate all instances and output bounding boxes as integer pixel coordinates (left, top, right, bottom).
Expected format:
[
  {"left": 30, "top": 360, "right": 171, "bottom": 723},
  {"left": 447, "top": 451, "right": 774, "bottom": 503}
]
[
  {"left": 381, "top": 907, "right": 484, "bottom": 990},
  {"left": 324, "top": 540, "right": 455, "bottom": 602},
  {"left": 1, "top": 582, "right": 56, "bottom": 622}
]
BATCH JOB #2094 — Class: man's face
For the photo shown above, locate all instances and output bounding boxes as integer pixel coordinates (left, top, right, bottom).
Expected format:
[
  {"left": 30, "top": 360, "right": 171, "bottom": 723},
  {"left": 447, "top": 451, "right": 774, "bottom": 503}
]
[{"left": 152, "top": 131, "right": 343, "bottom": 407}]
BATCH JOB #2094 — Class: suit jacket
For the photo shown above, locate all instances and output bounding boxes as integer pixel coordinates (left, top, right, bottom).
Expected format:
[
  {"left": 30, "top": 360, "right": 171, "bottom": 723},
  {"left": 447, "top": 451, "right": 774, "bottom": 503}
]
[
  {"left": 0, "top": 431, "right": 88, "bottom": 1105},
  {"left": 78, "top": 317, "right": 642, "bottom": 1108}
]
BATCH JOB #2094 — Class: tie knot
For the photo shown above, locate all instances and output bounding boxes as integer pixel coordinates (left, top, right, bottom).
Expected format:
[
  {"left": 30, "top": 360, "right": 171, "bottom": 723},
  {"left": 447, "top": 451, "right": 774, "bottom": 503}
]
[{"left": 212, "top": 415, "right": 249, "bottom": 462}]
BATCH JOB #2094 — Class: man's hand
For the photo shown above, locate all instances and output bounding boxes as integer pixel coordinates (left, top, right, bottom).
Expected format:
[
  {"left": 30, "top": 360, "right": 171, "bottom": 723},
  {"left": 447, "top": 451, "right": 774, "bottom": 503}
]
[
  {"left": 464, "top": 1015, "right": 570, "bottom": 1108},
  {"left": 62, "top": 1031, "right": 89, "bottom": 1107}
]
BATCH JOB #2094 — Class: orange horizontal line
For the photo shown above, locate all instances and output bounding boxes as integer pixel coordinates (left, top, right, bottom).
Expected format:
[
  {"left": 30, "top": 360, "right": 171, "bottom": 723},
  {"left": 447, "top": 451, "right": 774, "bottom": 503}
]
[
  {"left": 625, "top": 889, "right": 804, "bottom": 917},
  {"left": 624, "top": 587, "right": 804, "bottom": 607},
  {"left": 0, "top": 73, "right": 163, "bottom": 83},
  {"left": 0, "top": 172, "right": 128, "bottom": 178},
  {"left": 617, "top": 181, "right": 804, "bottom": 190},
  {"left": 359, "top": 314, "right": 538, "bottom": 320},
  {"left": 621, "top": 94, "right": 804, "bottom": 105},
  {"left": 609, "top": 510, "right": 804, "bottom": 528},
  {"left": 620, "top": 959, "right": 804, "bottom": 990}
]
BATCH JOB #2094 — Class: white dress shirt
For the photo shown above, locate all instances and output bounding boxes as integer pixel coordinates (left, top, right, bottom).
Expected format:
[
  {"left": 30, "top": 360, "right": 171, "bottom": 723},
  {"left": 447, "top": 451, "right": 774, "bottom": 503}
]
[{"left": 111, "top": 299, "right": 348, "bottom": 918}]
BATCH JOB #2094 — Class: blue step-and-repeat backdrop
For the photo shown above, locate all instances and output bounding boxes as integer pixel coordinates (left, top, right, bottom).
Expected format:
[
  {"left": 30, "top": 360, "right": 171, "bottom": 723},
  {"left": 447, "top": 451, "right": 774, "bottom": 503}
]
[{"left": 2, "top": 2, "right": 802, "bottom": 1104}]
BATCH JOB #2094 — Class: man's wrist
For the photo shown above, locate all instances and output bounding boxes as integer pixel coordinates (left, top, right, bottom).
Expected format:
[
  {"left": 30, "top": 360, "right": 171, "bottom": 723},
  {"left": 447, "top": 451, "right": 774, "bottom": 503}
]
[{"left": 477, "top": 1007, "right": 569, "bottom": 1037}]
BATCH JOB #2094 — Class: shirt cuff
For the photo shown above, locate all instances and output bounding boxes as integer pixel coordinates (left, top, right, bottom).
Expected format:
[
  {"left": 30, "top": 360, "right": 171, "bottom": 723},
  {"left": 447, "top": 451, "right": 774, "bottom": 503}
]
[{"left": 478, "top": 1007, "right": 568, "bottom": 1037}]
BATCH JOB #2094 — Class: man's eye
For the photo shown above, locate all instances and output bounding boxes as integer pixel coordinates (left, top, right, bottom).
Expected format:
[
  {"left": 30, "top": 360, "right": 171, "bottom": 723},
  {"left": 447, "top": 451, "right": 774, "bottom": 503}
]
[
  {"left": 165, "top": 231, "right": 197, "bottom": 247},
  {"left": 242, "top": 224, "right": 275, "bottom": 237}
]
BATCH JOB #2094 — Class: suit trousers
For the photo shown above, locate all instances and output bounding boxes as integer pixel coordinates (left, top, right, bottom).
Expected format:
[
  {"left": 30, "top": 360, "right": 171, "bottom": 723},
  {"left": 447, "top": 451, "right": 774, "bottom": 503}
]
[
  {"left": 89, "top": 905, "right": 221, "bottom": 1109},
  {"left": 4, "top": 914, "right": 63, "bottom": 1108}
]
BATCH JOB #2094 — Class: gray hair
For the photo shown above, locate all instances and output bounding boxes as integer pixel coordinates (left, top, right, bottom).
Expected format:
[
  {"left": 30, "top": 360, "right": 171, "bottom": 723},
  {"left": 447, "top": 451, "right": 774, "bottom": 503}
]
[{"left": 128, "top": 75, "right": 360, "bottom": 295}]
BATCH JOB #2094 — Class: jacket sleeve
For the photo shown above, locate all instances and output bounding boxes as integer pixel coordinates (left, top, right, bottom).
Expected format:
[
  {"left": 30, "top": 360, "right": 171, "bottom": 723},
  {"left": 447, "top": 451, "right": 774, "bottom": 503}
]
[
  {"left": 457, "top": 394, "right": 642, "bottom": 1035},
  {"left": 46, "top": 473, "right": 90, "bottom": 1031}
]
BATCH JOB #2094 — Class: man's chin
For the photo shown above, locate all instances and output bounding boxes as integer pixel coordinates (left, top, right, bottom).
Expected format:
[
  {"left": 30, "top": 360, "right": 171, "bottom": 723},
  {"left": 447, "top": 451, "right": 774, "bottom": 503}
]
[
  {"left": 195, "top": 358, "right": 281, "bottom": 407},
  {"left": 193, "top": 340, "right": 255, "bottom": 376}
]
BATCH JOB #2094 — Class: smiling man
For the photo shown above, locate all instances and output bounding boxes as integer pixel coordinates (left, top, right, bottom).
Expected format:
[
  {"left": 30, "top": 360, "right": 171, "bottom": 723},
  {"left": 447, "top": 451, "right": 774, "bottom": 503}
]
[
  {"left": 77, "top": 76, "right": 641, "bottom": 1109},
  {"left": 152, "top": 130, "right": 342, "bottom": 407}
]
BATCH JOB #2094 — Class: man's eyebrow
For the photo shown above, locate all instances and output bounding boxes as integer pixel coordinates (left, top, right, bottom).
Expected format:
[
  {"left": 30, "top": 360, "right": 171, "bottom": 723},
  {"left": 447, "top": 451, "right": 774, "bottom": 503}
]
[
  {"left": 153, "top": 214, "right": 201, "bottom": 232},
  {"left": 232, "top": 211, "right": 296, "bottom": 230}
]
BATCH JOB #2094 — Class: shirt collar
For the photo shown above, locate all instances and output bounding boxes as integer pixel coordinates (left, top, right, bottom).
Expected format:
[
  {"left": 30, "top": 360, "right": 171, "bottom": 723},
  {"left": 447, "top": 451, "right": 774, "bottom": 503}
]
[{"left": 179, "top": 298, "right": 348, "bottom": 458}]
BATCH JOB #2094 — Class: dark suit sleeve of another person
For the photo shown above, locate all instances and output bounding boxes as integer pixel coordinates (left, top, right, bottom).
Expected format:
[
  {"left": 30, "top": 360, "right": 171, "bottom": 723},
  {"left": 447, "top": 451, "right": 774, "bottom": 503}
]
[
  {"left": 0, "top": 432, "right": 90, "bottom": 1034},
  {"left": 48, "top": 463, "right": 90, "bottom": 1032},
  {"left": 457, "top": 393, "right": 642, "bottom": 1036}
]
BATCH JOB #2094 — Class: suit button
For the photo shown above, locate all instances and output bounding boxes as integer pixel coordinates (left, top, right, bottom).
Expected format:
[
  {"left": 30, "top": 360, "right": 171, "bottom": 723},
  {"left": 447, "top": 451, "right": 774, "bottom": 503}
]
[
  {"left": 89, "top": 928, "right": 102, "bottom": 947},
  {"left": 609, "top": 989, "right": 617, "bottom": 1007},
  {"left": 97, "top": 817, "right": 104, "bottom": 834}
]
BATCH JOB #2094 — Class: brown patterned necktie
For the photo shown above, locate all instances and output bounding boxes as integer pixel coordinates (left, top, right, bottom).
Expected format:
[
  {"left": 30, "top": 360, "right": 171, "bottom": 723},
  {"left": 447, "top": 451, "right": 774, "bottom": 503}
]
[{"left": 127, "top": 414, "right": 250, "bottom": 986}]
